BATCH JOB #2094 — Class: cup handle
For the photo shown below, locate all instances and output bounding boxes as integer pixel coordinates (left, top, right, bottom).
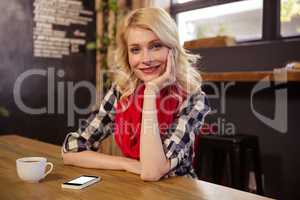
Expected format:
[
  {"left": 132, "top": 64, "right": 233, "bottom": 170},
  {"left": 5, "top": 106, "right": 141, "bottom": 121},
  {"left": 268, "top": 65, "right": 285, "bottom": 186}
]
[{"left": 44, "top": 162, "right": 54, "bottom": 178}]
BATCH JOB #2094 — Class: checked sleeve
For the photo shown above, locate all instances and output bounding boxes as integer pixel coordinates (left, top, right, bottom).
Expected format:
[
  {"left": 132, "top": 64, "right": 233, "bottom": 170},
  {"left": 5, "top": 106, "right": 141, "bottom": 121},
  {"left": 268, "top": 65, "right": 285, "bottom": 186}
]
[
  {"left": 62, "top": 86, "right": 120, "bottom": 153},
  {"left": 162, "top": 87, "right": 210, "bottom": 175}
]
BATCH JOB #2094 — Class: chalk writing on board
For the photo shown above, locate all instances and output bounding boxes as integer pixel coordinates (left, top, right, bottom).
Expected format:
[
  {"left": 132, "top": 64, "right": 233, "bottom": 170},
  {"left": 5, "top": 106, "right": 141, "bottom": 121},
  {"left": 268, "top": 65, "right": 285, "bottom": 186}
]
[{"left": 33, "top": 0, "right": 93, "bottom": 59}]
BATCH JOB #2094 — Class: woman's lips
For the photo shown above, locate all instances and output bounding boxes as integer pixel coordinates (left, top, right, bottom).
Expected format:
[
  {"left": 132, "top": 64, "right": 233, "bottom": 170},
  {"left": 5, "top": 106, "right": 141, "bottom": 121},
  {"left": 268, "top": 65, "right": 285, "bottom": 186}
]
[{"left": 139, "top": 65, "right": 160, "bottom": 74}]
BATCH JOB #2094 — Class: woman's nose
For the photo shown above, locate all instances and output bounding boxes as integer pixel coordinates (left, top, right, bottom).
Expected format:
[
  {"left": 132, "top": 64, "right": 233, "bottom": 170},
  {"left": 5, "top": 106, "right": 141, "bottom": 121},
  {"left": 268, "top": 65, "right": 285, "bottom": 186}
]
[{"left": 141, "top": 49, "right": 152, "bottom": 62}]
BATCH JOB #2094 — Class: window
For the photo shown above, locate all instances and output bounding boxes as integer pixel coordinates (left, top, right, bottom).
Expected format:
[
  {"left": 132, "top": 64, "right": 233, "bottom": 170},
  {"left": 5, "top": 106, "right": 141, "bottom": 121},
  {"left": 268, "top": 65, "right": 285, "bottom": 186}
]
[
  {"left": 171, "top": 0, "right": 300, "bottom": 44},
  {"left": 280, "top": 0, "right": 300, "bottom": 37},
  {"left": 173, "top": 0, "right": 194, "bottom": 3},
  {"left": 176, "top": 0, "right": 263, "bottom": 44}
]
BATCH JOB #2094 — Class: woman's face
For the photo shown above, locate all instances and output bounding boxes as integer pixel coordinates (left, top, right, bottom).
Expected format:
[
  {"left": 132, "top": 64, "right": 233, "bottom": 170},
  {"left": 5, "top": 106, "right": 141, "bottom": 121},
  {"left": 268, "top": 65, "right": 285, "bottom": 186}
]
[{"left": 127, "top": 27, "right": 169, "bottom": 83}]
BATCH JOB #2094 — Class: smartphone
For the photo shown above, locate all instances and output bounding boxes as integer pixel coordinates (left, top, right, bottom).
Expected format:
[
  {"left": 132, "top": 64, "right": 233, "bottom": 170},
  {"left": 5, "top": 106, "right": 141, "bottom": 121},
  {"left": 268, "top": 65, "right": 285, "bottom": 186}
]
[{"left": 61, "top": 175, "right": 101, "bottom": 190}]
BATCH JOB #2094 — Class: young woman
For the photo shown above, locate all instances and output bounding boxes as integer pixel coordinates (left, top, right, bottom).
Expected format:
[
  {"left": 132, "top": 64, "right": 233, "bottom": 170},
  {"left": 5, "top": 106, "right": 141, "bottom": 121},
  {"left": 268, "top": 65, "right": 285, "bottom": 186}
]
[{"left": 62, "top": 7, "right": 210, "bottom": 181}]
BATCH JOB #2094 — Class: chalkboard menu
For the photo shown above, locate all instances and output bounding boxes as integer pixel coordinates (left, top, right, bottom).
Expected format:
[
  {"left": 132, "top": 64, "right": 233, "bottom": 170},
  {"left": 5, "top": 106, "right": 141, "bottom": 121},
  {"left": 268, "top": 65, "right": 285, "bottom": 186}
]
[
  {"left": 0, "top": 0, "right": 96, "bottom": 144},
  {"left": 33, "top": 0, "right": 94, "bottom": 58}
]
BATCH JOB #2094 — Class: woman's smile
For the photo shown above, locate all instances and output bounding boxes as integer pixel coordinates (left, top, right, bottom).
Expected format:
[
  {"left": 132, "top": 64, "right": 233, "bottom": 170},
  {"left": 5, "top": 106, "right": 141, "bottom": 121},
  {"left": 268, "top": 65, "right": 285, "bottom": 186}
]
[{"left": 138, "top": 63, "right": 161, "bottom": 74}]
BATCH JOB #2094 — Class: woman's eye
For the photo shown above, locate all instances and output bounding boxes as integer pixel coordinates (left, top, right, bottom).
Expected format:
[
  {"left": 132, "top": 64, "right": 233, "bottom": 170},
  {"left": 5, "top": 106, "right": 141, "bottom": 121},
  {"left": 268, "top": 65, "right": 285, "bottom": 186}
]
[
  {"left": 130, "top": 47, "right": 140, "bottom": 54},
  {"left": 150, "top": 43, "right": 162, "bottom": 50}
]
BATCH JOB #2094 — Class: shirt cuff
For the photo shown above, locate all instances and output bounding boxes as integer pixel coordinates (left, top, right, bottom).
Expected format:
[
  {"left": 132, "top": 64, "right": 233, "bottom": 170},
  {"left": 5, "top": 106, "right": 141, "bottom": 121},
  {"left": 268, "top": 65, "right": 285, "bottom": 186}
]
[{"left": 61, "top": 132, "right": 79, "bottom": 154}]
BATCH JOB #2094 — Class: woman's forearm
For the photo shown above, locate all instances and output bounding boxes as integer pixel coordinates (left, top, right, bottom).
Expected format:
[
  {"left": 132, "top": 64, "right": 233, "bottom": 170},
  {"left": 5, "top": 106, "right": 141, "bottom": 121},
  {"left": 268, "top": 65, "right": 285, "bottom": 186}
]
[
  {"left": 140, "top": 88, "right": 170, "bottom": 180},
  {"left": 63, "top": 151, "right": 125, "bottom": 169},
  {"left": 62, "top": 151, "right": 141, "bottom": 174}
]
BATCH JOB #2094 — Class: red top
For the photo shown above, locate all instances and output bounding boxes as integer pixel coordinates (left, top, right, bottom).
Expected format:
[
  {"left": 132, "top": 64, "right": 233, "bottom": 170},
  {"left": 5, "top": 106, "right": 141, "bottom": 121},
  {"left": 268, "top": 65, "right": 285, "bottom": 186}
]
[{"left": 114, "top": 84, "right": 186, "bottom": 159}]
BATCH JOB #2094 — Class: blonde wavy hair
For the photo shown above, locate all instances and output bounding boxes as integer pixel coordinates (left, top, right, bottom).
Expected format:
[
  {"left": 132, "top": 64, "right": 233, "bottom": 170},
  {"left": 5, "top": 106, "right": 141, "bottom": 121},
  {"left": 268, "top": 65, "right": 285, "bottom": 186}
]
[{"left": 114, "top": 7, "right": 202, "bottom": 99}]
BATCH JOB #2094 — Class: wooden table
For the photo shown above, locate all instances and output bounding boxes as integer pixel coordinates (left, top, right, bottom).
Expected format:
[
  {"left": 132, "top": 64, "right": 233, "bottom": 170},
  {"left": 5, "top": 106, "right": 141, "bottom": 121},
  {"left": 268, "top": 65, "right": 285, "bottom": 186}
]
[{"left": 0, "top": 135, "right": 273, "bottom": 200}]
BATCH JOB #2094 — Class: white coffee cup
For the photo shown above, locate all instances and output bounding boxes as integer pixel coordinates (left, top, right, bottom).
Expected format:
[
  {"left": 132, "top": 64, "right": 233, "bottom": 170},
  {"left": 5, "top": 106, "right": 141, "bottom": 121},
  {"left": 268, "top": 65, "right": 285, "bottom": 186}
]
[{"left": 16, "top": 157, "right": 53, "bottom": 183}]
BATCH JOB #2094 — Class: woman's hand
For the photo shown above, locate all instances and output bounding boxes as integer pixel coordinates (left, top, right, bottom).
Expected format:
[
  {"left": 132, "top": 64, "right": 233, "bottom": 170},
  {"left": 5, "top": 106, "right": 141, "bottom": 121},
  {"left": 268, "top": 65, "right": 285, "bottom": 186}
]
[{"left": 145, "top": 50, "right": 176, "bottom": 94}]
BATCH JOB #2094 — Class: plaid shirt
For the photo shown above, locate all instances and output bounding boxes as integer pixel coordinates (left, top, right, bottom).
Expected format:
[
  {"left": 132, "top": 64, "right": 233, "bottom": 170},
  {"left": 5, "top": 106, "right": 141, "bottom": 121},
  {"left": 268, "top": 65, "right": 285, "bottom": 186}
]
[{"left": 62, "top": 85, "right": 210, "bottom": 179}]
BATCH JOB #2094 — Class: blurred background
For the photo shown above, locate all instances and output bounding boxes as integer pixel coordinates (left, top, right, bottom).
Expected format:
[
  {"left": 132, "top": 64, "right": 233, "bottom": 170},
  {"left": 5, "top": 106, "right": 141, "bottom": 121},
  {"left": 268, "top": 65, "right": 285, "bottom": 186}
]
[{"left": 0, "top": 0, "right": 299, "bottom": 199}]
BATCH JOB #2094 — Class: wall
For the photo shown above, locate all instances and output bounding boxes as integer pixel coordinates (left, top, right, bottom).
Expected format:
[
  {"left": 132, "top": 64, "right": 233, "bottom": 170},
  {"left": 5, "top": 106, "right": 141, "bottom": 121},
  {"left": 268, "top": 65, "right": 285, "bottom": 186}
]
[{"left": 0, "top": 0, "right": 96, "bottom": 144}]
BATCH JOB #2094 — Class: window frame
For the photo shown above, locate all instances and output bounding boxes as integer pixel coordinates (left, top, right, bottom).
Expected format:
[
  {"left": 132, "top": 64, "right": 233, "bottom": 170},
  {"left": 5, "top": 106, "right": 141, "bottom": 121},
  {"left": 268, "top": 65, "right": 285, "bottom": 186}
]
[{"left": 170, "top": 0, "right": 300, "bottom": 44}]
